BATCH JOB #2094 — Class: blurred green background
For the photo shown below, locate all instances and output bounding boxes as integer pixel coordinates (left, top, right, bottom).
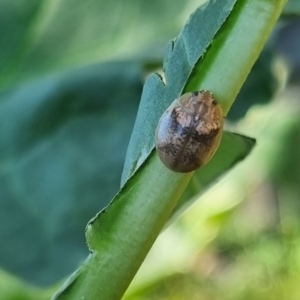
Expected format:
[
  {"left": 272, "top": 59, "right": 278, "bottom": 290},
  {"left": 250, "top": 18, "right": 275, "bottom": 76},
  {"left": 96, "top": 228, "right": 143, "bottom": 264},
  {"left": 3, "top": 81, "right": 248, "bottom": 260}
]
[{"left": 0, "top": 0, "right": 300, "bottom": 299}]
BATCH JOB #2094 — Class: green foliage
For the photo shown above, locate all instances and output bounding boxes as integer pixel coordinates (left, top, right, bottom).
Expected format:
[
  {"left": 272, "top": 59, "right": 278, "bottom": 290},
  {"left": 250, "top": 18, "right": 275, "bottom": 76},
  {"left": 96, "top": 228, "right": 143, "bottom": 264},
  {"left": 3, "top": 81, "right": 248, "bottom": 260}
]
[
  {"left": 0, "top": 0, "right": 295, "bottom": 299},
  {"left": 51, "top": 0, "right": 286, "bottom": 299},
  {"left": 121, "top": 0, "right": 237, "bottom": 184}
]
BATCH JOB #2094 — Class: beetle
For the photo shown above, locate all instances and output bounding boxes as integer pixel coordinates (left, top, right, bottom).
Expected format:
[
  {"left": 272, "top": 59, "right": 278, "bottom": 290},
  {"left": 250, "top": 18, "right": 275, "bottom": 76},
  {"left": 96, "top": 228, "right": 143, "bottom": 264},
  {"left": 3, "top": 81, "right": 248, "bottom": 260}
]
[{"left": 155, "top": 90, "right": 224, "bottom": 172}]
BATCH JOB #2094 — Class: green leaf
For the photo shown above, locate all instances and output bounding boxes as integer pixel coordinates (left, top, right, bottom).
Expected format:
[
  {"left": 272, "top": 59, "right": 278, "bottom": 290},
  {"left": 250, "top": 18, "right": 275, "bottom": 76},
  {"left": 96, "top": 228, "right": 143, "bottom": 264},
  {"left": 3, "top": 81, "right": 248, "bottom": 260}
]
[
  {"left": 52, "top": 0, "right": 287, "bottom": 299},
  {"left": 0, "top": 62, "right": 142, "bottom": 286},
  {"left": 121, "top": 0, "right": 238, "bottom": 186}
]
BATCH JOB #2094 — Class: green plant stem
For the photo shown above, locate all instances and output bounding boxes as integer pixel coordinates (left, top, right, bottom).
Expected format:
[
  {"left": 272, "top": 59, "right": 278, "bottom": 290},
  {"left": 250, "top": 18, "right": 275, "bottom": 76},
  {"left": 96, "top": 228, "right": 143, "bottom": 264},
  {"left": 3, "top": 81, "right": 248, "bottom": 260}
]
[
  {"left": 52, "top": 155, "right": 193, "bottom": 300},
  {"left": 184, "top": 0, "right": 287, "bottom": 115}
]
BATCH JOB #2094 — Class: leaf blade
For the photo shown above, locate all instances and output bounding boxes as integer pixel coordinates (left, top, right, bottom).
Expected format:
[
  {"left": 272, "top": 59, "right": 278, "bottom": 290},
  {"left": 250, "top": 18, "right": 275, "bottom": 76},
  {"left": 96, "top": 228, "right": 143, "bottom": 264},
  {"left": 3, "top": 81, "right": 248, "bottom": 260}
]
[{"left": 121, "top": 0, "right": 238, "bottom": 186}]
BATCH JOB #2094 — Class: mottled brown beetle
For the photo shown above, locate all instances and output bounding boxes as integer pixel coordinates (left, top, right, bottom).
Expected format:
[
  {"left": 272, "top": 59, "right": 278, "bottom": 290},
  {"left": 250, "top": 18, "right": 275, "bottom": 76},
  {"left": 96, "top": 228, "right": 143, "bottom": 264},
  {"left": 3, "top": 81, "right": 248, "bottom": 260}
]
[{"left": 155, "top": 90, "right": 224, "bottom": 173}]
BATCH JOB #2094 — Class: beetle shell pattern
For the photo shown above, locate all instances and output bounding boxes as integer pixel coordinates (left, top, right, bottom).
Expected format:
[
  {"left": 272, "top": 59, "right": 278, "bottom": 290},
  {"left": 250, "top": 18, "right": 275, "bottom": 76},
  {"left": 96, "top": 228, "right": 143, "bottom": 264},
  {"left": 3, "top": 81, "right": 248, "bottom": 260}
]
[{"left": 155, "top": 90, "right": 224, "bottom": 173}]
